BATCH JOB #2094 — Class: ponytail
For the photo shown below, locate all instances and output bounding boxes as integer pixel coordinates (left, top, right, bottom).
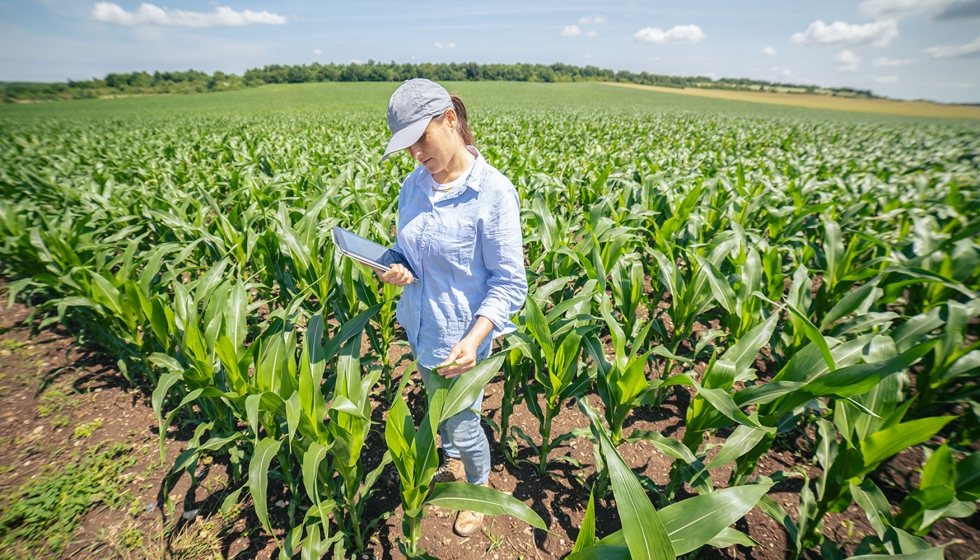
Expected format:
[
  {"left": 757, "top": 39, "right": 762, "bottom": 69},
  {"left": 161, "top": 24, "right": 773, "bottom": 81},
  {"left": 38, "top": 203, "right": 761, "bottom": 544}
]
[{"left": 449, "top": 93, "right": 475, "bottom": 147}]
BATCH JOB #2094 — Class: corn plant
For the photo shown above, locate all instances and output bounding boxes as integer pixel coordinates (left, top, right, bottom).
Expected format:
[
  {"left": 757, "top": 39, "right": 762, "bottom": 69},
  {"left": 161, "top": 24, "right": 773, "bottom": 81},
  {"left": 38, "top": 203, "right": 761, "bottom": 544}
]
[
  {"left": 498, "top": 337, "right": 532, "bottom": 462},
  {"left": 650, "top": 233, "right": 739, "bottom": 369},
  {"left": 510, "top": 288, "right": 597, "bottom": 474},
  {"left": 582, "top": 294, "right": 658, "bottom": 445},
  {"left": 568, "top": 399, "right": 773, "bottom": 559},
  {"left": 843, "top": 445, "right": 979, "bottom": 559},
  {"left": 759, "top": 404, "right": 954, "bottom": 557},
  {"left": 385, "top": 353, "right": 546, "bottom": 557}
]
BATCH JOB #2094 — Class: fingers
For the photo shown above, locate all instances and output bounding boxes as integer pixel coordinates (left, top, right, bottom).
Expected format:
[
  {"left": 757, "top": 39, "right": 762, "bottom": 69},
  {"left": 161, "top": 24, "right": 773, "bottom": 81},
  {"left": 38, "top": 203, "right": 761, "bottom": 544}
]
[
  {"left": 440, "top": 346, "right": 462, "bottom": 368},
  {"left": 379, "top": 263, "right": 414, "bottom": 286},
  {"left": 439, "top": 344, "right": 476, "bottom": 378}
]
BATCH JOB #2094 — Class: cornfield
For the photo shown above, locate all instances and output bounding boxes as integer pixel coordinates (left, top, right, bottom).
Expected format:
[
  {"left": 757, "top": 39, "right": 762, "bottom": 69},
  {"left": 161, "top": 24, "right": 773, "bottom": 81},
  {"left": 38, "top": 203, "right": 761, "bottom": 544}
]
[{"left": 1, "top": 83, "right": 978, "bottom": 559}]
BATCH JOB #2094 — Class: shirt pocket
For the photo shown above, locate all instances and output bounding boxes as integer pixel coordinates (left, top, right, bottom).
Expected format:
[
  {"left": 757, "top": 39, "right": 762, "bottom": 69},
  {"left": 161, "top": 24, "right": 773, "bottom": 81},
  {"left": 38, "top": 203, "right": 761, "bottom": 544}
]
[{"left": 427, "top": 209, "right": 477, "bottom": 273}]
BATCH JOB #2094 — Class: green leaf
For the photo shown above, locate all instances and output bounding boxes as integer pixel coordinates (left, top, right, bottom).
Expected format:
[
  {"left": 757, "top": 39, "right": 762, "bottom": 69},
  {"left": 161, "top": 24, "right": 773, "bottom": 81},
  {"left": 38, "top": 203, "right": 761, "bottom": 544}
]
[
  {"left": 848, "top": 549, "right": 945, "bottom": 560},
  {"left": 695, "top": 255, "right": 736, "bottom": 314},
  {"left": 757, "top": 495, "right": 800, "bottom": 550},
  {"left": 302, "top": 442, "right": 331, "bottom": 501},
  {"left": 439, "top": 352, "right": 508, "bottom": 424},
  {"left": 426, "top": 482, "right": 546, "bottom": 530},
  {"left": 706, "top": 527, "right": 759, "bottom": 549},
  {"left": 760, "top": 292, "right": 836, "bottom": 372},
  {"left": 850, "top": 479, "right": 894, "bottom": 541},
  {"left": 820, "top": 277, "right": 882, "bottom": 331},
  {"left": 224, "top": 280, "right": 248, "bottom": 352},
  {"left": 566, "top": 546, "right": 631, "bottom": 560},
  {"left": 524, "top": 296, "right": 555, "bottom": 365},
  {"left": 627, "top": 430, "right": 698, "bottom": 464},
  {"left": 249, "top": 437, "right": 283, "bottom": 535},
  {"left": 920, "top": 443, "right": 954, "bottom": 490},
  {"left": 718, "top": 311, "right": 780, "bottom": 382},
  {"left": 285, "top": 391, "right": 301, "bottom": 440},
  {"left": 323, "top": 302, "right": 383, "bottom": 361},
  {"left": 955, "top": 452, "right": 980, "bottom": 501},
  {"left": 659, "top": 480, "right": 774, "bottom": 555},
  {"left": 802, "top": 339, "right": 937, "bottom": 400},
  {"left": 597, "top": 413, "right": 674, "bottom": 559},
  {"left": 852, "top": 416, "right": 955, "bottom": 478},
  {"left": 572, "top": 490, "right": 597, "bottom": 553},
  {"left": 706, "top": 425, "right": 769, "bottom": 469},
  {"left": 152, "top": 371, "right": 184, "bottom": 461}
]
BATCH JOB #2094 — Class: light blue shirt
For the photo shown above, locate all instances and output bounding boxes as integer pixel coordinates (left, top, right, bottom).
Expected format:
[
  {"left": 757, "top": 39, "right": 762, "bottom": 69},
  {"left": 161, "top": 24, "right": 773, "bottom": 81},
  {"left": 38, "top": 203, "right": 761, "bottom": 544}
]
[{"left": 392, "top": 147, "right": 527, "bottom": 369}]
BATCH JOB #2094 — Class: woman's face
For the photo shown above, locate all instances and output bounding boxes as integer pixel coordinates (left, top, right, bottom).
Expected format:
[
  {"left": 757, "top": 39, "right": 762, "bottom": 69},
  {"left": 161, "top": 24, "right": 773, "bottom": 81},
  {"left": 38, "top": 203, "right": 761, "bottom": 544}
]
[{"left": 406, "top": 110, "right": 457, "bottom": 175}]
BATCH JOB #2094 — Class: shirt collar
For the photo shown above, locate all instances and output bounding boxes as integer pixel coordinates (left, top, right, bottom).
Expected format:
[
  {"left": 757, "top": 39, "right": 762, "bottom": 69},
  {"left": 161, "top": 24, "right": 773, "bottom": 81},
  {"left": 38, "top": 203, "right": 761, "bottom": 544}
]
[{"left": 415, "top": 145, "right": 485, "bottom": 193}]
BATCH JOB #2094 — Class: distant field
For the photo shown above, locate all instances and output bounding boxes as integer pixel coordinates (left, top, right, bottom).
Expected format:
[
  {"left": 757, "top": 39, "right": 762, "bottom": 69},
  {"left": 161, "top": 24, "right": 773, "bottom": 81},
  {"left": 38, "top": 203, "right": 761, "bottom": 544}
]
[
  {"left": 604, "top": 82, "right": 980, "bottom": 120},
  {"left": 2, "top": 81, "right": 977, "bottom": 125}
]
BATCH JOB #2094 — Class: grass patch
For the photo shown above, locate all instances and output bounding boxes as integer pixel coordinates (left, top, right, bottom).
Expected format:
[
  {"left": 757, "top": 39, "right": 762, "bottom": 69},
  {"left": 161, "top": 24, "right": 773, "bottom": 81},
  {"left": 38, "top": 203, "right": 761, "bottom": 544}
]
[
  {"left": 72, "top": 418, "right": 103, "bottom": 439},
  {"left": 0, "top": 443, "right": 136, "bottom": 558},
  {"left": 36, "top": 389, "right": 77, "bottom": 428}
]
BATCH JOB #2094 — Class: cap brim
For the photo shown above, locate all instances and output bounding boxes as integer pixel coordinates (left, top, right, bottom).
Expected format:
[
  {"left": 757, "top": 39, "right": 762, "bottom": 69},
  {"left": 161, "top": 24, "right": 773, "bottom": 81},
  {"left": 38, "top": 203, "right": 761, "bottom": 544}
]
[{"left": 382, "top": 117, "right": 432, "bottom": 161}]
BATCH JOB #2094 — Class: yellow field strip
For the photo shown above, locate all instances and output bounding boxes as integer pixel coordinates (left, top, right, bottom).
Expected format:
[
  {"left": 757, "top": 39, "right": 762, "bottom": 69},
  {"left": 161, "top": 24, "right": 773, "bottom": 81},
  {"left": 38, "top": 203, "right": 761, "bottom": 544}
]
[{"left": 603, "top": 82, "right": 980, "bottom": 120}]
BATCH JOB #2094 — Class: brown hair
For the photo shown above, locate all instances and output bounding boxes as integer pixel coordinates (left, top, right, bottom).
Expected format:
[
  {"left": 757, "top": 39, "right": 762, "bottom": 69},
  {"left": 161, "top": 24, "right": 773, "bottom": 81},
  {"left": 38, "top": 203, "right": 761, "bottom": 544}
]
[{"left": 449, "top": 93, "right": 475, "bottom": 147}]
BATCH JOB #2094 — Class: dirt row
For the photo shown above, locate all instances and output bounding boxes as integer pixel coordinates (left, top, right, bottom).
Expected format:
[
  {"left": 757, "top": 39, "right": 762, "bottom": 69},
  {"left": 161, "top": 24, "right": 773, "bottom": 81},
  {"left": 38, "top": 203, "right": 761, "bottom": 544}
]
[{"left": 1, "top": 290, "right": 978, "bottom": 559}]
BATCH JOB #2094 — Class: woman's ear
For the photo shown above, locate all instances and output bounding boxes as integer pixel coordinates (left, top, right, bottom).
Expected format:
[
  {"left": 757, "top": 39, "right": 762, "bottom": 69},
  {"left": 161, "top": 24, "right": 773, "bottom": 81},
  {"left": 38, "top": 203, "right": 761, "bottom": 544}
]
[{"left": 443, "top": 108, "right": 458, "bottom": 130}]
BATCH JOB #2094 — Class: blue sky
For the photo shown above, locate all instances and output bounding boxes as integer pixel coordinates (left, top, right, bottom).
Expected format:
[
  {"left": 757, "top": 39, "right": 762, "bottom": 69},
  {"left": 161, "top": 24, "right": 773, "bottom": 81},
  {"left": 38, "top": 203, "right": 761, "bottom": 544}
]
[{"left": 1, "top": 0, "right": 979, "bottom": 102}]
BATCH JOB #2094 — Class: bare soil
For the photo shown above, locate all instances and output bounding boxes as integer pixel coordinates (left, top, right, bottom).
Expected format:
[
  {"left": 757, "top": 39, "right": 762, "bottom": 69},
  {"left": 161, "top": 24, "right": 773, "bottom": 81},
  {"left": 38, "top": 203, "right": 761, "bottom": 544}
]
[{"left": 1, "top": 288, "right": 978, "bottom": 560}]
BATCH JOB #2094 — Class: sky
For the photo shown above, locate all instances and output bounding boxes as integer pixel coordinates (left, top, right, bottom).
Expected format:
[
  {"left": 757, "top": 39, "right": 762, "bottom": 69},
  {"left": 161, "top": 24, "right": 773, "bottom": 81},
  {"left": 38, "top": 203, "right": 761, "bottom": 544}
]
[{"left": 1, "top": 0, "right": 979, "bottom": 103}]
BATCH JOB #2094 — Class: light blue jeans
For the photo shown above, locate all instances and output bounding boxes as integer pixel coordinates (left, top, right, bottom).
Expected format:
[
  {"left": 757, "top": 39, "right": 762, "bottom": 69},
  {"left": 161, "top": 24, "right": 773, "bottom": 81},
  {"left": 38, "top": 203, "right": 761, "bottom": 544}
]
[{"left": 418, "top": 362, "right": 491, "bottom": 485}]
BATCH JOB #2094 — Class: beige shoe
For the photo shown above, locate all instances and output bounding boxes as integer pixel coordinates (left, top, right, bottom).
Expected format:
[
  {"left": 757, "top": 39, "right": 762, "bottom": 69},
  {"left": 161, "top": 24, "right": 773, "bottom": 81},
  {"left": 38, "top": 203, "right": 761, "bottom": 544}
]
[
  {"left": 432, "top": 457, "right": 465, "bottom": 483},
  {"left": 454, "top": 509, "right": 485, "bottom": 537}
]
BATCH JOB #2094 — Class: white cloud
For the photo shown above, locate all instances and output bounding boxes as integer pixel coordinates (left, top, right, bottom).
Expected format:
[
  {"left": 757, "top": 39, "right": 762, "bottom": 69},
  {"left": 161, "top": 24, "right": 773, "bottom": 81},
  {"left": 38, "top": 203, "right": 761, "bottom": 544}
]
[
  {"left": 586, "top": 30, "right": 597, "bottom": 37},
  {"left": 562, "top": 25, "right": 582, "bottom": 37},
  {"left": 835, "top": 55, "right": 861, "bottom": 71},
  {"left": 634, "top": 24, "right": 706, "bottom": 44},
  {"left": 873, "top": 56, "right": 914, "bottom": 65},
  {"left": 433, "top": 41, "right": 455, "bottom": 49},
  {"left": 761, "top": 46, "right": 777, "bottom": 56},
  {"left": 924, "top": 35, "right": 980, "bottom": 57},
  {"left": 91, "top": 2, "right": 287, "bottom": 27},
  {"left": 858, "top": 0, "right": 957, "bottom": 19},
  {"left": 872, "top": 75, "right": 899, "bottom": 83},
  {"left": 313, "top": 48, "right": 321, "bottom": 55},
  {"left": 579, "top": 15, "right": 607, "bottom": 25},
  {"left": 790, "top": 20, "right": 898, "bottom": 47}
]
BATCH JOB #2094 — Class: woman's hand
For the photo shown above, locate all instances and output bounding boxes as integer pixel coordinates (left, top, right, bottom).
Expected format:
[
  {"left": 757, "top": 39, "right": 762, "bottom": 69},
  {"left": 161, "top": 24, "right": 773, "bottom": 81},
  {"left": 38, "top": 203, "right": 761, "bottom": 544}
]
[
  {"left": 436, "top": 316, "right": 495, "bottom": 378},
  {"left": 377, "top": 263, "right": 414, "bottom": 286},
  {"left": 437, "top": 336, "right": 479, "bottom": 378}
]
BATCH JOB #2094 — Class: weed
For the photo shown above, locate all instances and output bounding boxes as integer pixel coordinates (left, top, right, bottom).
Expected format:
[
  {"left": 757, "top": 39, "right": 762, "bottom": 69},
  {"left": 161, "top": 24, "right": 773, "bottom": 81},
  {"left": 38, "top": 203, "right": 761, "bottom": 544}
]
[
  {"left": 0, "top": 442, "right": 136, "bottom": 557},
  {"left": 72, "top": 418, "right": 103, "bottom": 438},
  {"left": 118, "top": 526, "right": 142, "bottom": 550},
  {"left": 36, "top": 389, "right": 75, "bottom": 420},
  {"left": 482, "top": 518, "right": 506, "bottom": 556}
]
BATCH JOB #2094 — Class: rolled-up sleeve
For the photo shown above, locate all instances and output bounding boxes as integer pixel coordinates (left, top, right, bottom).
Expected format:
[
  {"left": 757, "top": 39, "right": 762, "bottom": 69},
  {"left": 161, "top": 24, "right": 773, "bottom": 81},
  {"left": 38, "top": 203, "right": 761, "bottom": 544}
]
[{"left": 475, "top": 184, "right": 527, "bottom": 334}]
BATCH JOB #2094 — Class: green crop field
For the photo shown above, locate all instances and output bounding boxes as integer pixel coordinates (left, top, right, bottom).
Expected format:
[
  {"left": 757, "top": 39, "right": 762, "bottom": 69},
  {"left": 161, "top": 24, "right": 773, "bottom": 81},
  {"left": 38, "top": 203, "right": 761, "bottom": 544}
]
[{"left": 1, "top": 81, "right": 978, "bottom": 559}]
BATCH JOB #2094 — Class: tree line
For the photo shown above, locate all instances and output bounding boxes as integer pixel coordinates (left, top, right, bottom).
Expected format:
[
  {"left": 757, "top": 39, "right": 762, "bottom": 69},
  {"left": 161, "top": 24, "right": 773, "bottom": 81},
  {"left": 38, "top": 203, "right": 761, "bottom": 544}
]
[{"left": 0, "top": 61, "right": 876, "bottom": 103}]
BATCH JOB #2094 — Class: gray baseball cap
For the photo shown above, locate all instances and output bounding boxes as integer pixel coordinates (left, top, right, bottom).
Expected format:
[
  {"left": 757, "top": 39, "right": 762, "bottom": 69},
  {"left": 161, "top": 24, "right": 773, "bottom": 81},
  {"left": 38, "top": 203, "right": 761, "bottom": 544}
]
[{"left": 383, "top": 79, "right": 452, "bottom": 160}]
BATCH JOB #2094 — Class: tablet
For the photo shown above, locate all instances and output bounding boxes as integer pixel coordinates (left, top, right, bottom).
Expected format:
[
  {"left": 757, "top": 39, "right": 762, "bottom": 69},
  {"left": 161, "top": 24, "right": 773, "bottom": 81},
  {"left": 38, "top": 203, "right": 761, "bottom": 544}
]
[{"left": 331, "top": 226, "right": 417, "bottom": 279}]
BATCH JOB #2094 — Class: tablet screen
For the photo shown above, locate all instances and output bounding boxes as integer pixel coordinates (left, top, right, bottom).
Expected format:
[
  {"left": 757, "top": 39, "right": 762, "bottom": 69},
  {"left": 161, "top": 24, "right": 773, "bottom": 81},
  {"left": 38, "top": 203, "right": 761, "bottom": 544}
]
[
  {"left": 333, "top": 226, "right": 391, "bottom": 264},
  {"left": 332, "top": 226, "right": 416, "bottom": 275}
]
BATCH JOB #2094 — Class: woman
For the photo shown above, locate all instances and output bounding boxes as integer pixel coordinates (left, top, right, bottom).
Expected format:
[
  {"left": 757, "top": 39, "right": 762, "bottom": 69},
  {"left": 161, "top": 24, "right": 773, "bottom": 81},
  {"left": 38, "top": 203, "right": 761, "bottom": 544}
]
[{"left": 377, "top": 78, "right": 527, "bottom": 537}]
